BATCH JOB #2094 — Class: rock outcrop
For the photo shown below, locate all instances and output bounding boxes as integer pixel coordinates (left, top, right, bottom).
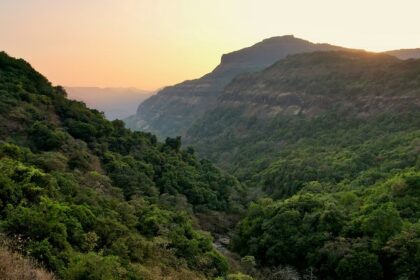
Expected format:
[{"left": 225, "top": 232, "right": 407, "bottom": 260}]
[{"left": 125, "top": 36, "right": 347, "bottom": 137}]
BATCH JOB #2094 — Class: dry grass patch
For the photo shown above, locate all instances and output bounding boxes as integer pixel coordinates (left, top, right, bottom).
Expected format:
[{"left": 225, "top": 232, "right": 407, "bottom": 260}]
[{"left": 0, "top": 245, "right": 56, "bottom": 280}]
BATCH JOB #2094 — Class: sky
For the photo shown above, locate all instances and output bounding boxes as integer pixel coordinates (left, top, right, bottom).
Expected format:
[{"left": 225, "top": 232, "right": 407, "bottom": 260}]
[{"left": 1, "top": 0, "right": 420, "bottom": 90}]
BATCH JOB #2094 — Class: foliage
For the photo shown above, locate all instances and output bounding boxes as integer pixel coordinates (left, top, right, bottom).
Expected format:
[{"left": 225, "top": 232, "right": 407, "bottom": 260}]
[
  {"left": 0, "top": 51, "right": 243, "bottom": 278},
  {"left": 232, "top": 171, "right": 420, "bottom": 279},
  {"left": 184, "top": 52, "right": 420, "bottom": 279}
]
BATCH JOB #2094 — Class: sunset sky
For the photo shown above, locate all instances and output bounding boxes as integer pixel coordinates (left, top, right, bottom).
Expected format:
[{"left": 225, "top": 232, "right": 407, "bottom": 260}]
[{"left": 1, "top": 0, "right": 420, "bottom": 90}]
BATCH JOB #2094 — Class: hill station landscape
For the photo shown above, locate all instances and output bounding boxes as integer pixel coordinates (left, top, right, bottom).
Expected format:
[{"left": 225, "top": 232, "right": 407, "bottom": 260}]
[{"left": 0, "top": 1, "right": 419, "bottom": 280}]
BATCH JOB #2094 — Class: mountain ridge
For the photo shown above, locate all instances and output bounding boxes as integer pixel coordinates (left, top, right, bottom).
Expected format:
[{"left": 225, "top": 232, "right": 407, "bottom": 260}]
[
  {"left": 125, "top": 36, "right": 420, "bottom": 139},
  {"left": 185, "top": 50, "right": 420, "bottom": 182},
  {"left": 125, "top": 35, "right": 349, "bottom": 137}
]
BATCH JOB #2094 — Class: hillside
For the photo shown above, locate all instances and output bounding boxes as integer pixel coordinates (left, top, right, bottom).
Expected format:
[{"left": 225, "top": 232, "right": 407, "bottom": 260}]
[
  {"left": 0, "top": 51, "right": 245, "bottom": 279},
  {"left": 124, "top": 36, "right": 347, "bottom": 138},
  {"left": 186, "top": 51, "right": 420, "bottom": 190},
  {"left": 124, "top": 36, "right": 420, "bottom": 140},
  {"left": 2, "top": 48, "right": 420, "bottom": 279},
  {"left": 385, "top": 48, "right": 420, "bottom": 60},
  {"left": 65, "top": 87, "right": 153, "bottom": 120},
  {"left": 184, "top": 51, "right": 420, "bottom": 278}
]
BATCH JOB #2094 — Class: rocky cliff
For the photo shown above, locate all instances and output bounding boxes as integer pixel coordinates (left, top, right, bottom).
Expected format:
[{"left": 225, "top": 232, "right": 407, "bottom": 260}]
[
  {"left": 184, "top": 51, "right": 420, "bottom": 180},
  {"left": 125, "top": 36, "right": 347, "bottom": 137},
  {"left": 126, "top": 36, "right": 420, "bottom": 139}
]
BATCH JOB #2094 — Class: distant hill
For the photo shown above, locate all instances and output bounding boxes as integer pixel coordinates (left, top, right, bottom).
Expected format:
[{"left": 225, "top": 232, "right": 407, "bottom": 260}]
[
  {"left": 66, "top": 87, "right": 153, "bottom": 120},
  {"left": 124, "top": 35, "right": 348, "bottom": 137},
  {"left": 385, "top": 48, "right": 420, "bottom": 60}
]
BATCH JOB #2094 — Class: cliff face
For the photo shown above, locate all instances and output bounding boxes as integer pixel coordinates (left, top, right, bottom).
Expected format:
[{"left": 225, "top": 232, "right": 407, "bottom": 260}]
[
  {"left": 125, "top": 36, "right": 420, "bottom": 139},
  {"left": 214, "top": 51, "right": 419, "bottom": 118},
  {"left": 125, "top": 36, "right": 346, "bottom": 138},
  {"left": 184, "top": 51, "right": 420, "bottom": 177}
]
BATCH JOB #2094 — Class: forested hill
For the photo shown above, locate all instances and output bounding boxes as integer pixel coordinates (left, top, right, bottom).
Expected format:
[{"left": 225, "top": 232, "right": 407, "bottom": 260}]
[
  {"left": 0, "top": 51, "right": 244, "bottom": 279},
  {"left": 187, "top": 51, "right": 420, "bottom": 184},
  {"left": 124, "top": 35, "right": 346, "bottom": 138},
  {"left": 124, "top": 35, "right": 420, "bottom": 141},
  {"left": 185, "top": 51, "right": 420, "bottom": 279}
]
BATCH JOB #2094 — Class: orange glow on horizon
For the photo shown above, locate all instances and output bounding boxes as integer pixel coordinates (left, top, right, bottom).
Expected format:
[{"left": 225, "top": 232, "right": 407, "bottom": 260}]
[{"left": 1, "top": 0, "right": 420, "bottom": 90}]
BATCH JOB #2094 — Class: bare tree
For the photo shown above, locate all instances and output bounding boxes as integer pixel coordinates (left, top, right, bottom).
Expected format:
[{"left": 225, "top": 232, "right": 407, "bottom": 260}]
[{"left": 263, "top": 265, "right": 300, "bottom": 280}]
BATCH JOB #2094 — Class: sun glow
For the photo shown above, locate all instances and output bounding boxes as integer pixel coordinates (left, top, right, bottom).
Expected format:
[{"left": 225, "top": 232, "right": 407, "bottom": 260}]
[{"left": 1, "top": 0, "right": 420, "bottom": 90}]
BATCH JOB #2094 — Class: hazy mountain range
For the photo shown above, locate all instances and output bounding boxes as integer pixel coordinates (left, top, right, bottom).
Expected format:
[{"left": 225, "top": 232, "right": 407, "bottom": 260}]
[{"left": 65, "top": 86, "right": 154, "bottom": 120}]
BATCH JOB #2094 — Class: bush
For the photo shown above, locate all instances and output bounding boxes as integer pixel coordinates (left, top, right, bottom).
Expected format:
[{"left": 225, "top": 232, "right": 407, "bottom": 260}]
[{"left": 28, "top": 122, "right": 66, "bottom": 151}]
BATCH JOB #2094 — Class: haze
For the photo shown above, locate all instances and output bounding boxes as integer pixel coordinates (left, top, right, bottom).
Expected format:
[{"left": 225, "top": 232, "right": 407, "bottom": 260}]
[{"left": 1, "top": 0, "right": 420, "bottom": 90}]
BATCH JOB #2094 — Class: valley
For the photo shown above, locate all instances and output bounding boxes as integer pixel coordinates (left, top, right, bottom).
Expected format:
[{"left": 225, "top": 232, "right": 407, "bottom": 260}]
[
  {"left": 124, "top": 37, "right": 420, "bottom": 279},
  {"left": 0, "top": 37, "right": 419, "bottom": 280}
]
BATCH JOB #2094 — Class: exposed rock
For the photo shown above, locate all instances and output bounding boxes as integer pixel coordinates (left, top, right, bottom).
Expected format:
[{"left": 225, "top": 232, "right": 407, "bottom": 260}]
[
  {"left": 184, "top": 51, "right": 420, "bottom": 172},
  {"left": 125, "top": 36, "right": 348, "bottom": 138},
  {"left": 125, "top": 36, "right": 420, "bottom": 139}
]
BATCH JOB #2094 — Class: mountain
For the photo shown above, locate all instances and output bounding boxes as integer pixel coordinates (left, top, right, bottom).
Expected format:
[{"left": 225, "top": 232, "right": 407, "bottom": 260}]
[
  {"left": 124, "top": 35, "right": 348, "bottom": 138},
  {"left": 65, "top": 86, "right": 154, "bottom": 120},
  {"left": 0, "top": 51, "right": 244, "bottom": 279},
  {"left": 186, "top": 50, "right": 420, "bottom": 183},
  {"left": 385, "top": 48, "right": 420, "bottom": 60},
  {"left": 186, "top": 50, "right": 420, "bottom": 279},
  {"left": 125, "top": 36, "right": 420, "bottom": 139}
]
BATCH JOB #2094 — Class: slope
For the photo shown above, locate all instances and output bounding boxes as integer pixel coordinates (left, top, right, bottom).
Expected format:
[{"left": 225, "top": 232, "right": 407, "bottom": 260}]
[
  {"left": 184, "top": 51, "right": 420, "bottom": 279},
  {"left": 0, "top": 51, "right": 244, "bottom": 279},
  {"left": 186, "top": 51, "right": 420, "bottom": 192}
]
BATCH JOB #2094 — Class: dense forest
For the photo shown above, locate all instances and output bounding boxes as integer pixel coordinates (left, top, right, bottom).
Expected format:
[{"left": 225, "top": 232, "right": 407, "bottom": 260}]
[
  {"left": 185, "top": 51, "right": 420, "bottom": 279},
  {"left": 1, "top": 49, "right": 419, "bottom": 280},
  {"left": 0, "top": 51, "right": 246, "bottom": 279}
]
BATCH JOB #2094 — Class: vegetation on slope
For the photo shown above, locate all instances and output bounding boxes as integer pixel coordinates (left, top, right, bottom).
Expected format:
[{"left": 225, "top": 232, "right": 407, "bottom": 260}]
[
  {"left": 233, "top": 171, "right": 420, "bottom": 279},
  {"left": 2, "top": 48, "right": 420, "bottom": 280},
  {"left": 184, "top": 51, "right": 420, "bottom": 279},
  {"left": 187, "top": 51, "right": 420, "bottom": 196},
  {"left": 0, "top": 51, "right": 244, "bottom": 279}
]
